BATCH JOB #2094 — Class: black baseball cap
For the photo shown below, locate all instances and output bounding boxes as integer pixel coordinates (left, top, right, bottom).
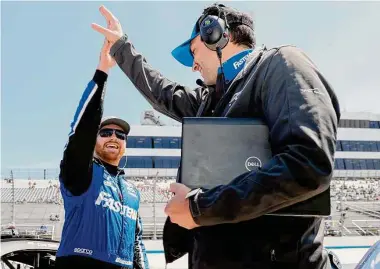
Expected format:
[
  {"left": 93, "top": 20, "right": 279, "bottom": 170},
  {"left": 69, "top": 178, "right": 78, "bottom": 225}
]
[{"left": 100, "top": 116, "right": 130, "bottom": 135}]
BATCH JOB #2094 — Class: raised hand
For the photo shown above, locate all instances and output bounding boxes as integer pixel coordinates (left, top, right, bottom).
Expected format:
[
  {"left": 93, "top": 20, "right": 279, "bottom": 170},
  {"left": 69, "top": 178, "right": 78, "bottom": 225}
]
[
  {"left": 97, "top": 39, "right": 116, "bottom": 73},
  {"left": 92, "top": 5, "right": 123, "bottom": 44}
]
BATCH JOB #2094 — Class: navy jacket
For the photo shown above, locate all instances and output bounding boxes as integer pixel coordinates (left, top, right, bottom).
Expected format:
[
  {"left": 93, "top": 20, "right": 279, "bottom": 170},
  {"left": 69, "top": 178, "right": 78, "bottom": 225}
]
[{"left": 111, "top": 34, "right": 340, "bottom": 269}]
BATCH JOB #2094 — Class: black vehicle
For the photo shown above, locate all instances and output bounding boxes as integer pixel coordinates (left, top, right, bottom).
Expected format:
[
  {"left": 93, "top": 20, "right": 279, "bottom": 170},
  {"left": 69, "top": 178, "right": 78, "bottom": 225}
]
[{"left": 1, "top": 236, "right": 58, "bottom": 269}]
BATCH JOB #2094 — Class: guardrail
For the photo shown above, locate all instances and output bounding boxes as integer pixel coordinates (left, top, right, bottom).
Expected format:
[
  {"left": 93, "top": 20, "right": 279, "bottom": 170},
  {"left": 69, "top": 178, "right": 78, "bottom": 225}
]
[
  {"left": 1, "top": 224, "right": 55, "bottom": 240},
  {"left": 325, "top": 219, "right": 380, "bottom": 237},
  {"left": 346, "top": 204, "right": 380, "bottom": 219},
  {"left": 352, "top": 220, "right": 380, "bottom": 236},
  {"left": 141, "top": 223, "right": 165, "bottom": 240}
]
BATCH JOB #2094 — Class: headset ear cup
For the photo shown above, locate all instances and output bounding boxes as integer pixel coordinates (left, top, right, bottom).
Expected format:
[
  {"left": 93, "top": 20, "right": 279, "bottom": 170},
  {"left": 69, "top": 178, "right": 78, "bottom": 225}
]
[
  {"left": 200, "top": 15, "right": 220, "bottom": 46},
  {"left": 217, "top": 28, "right": 229, "bottom": 49},
  {"left": 205, "top": 31, "right": 229, "bottom": 51},
  {"left": 200, "top": 15, "right": 229, "bottom": 51}
]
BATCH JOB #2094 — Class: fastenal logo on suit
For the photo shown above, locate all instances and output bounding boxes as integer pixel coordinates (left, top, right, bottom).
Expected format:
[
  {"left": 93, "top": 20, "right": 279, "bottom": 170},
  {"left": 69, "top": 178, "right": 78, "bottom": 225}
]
[{"left": 245, "top": 156, "right": 262, "bottom": 171}]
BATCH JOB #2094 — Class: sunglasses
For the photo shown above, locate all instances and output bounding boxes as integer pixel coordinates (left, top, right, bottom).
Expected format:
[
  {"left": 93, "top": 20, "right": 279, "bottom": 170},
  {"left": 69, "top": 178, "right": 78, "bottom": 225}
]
[{"left": 98, "top": 128, "right": 127, "bottom": 140}]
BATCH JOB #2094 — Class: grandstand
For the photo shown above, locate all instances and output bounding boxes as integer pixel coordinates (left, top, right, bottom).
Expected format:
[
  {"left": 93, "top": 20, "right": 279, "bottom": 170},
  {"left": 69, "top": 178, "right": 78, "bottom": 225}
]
[{"left": 1, "top": 110, "right": 380, "bottom": 243}]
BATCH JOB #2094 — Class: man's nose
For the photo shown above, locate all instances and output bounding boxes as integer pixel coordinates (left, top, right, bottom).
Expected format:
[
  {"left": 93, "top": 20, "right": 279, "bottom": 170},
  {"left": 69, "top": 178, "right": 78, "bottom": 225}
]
[{"left": 110, "top": 132, "right": 118, "bottom": 140}]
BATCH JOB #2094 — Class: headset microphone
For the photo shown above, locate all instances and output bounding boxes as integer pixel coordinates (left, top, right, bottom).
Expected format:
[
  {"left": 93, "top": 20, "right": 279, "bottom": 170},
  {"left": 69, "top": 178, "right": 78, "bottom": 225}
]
[
  {"left": 216, "top": 47, "right": 225, "bottom": 83},
  {"left": 196, "top": 79, "right": 206, "bottom": 88}
]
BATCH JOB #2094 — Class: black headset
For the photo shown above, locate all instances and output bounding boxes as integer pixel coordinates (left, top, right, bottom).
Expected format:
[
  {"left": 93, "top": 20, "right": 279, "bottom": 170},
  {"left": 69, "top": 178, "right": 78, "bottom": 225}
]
[{"left": 198, "top": 4, "right": 230, "bottom": 51}]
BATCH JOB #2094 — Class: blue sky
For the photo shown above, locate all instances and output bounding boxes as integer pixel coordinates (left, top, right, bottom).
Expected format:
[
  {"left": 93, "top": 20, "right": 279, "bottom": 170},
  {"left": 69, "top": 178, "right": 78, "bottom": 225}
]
[{"left": 2, "top": 1, "right": 380, "bottom": 176}]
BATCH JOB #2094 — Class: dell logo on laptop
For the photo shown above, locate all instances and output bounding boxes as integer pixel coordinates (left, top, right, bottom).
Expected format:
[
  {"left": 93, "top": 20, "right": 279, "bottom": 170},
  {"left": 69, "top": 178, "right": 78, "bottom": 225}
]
[{"left": 245, "top": 156, "right": 262, "bottom": 171}]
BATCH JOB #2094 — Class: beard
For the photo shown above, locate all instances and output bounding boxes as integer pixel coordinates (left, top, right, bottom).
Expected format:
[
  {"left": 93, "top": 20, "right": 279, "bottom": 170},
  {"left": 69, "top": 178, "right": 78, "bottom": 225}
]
[
  {"left": 95, "top": 144, "right": 122, "bottom": 164},
  {"left": 99, "top": 149, "right": 120, "bottom": 161}
]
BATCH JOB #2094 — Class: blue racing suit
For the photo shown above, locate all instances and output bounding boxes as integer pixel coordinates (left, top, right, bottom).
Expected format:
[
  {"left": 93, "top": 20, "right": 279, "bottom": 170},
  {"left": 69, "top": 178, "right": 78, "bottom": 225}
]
[{"left": 56, "top": 70, "right": 149, "bottom": 269}]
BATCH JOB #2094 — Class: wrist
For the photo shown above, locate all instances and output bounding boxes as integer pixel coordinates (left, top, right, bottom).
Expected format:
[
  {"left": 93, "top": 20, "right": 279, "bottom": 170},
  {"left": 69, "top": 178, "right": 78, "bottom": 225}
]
[
  {"left": 186, "top": 188, "right": 203, "bottom": 220},
  {"left": 97, "top": 63, "right": 110, "bottom": 74},
  {"left": 93, "top": 70, "right": 108, "bottom": 85},
  {"left": 110, "top": 34, "right": 129, "bottom": 57}
]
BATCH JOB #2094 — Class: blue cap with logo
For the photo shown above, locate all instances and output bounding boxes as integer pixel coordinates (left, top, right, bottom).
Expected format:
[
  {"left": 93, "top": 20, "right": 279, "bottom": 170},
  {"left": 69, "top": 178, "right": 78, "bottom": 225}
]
[
  {"left": 171, "top": 4, "right": 254, "bottom": 68},
  {"left": 171, "top": 22, "right": 199, "bottom": 67}
]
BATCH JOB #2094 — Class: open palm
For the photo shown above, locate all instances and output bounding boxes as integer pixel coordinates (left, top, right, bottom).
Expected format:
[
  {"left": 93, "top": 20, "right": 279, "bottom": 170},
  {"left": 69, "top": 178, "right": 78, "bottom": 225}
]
[{"left": 92, "top": 5, "right": 124, "bottom": 44}]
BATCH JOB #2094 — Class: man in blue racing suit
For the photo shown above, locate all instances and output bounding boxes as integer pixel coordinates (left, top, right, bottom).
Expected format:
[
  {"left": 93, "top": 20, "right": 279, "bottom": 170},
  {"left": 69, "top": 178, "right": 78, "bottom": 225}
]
[{"left": 55, "top": 40, "right": 149, "bottom": 269}]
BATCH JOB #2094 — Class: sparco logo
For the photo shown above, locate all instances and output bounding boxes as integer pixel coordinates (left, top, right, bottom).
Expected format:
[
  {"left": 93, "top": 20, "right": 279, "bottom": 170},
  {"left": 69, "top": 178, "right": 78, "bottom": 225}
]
[
  {"left": 115, "top": 257, "right": 132, "bottom": 266},
  {"left": 74, "top": 248, "right": 93, "bottom": 255},
  {"left": 245, "top": 156, "right": 262, "bottom": 171}
]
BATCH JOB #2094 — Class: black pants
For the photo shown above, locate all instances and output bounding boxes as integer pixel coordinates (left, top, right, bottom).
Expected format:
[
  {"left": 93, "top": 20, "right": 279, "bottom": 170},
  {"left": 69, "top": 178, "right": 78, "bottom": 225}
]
[{"left": 55, "top": 256, "right": 126, "bottom": 269}]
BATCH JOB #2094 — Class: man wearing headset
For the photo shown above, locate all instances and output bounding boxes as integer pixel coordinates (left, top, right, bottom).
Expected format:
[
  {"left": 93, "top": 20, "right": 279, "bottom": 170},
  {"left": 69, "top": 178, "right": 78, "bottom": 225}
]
[
  {"left": 55, "top": 40, "right": 149, "bottom": 269},
  {"left": 92, "top": 3, "right": 341, "bottom": 269}
]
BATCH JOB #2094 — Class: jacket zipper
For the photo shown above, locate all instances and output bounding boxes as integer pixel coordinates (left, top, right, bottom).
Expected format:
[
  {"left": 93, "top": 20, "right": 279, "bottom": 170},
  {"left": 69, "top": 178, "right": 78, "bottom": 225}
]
[
  {"left": 271, "top": 249, "right": 276, "bottom": 262},
  {"left": 117, "top": 177, "right": 125, "bottom": 258},
  {"left": 212, "top": 77, "right": 242, "bottom": 116},
  {"left": 213, "top": 50, "right": 265, "bottom": 116}
]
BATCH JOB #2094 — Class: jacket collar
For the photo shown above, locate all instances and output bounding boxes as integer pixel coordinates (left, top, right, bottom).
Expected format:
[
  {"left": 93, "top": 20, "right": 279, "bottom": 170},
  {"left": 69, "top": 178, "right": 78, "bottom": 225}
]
[
  {"left": 217, "top": 49, "right": 254, "bottom": 84},
  {"left": 94, "top": 157, "right": 125, "bottom": 176},
  {"left": 221, "top": 47, "right": 266, "bottom": 97},
  {"left": 233, "top": 47, "right": 266, "bottom": 82}
]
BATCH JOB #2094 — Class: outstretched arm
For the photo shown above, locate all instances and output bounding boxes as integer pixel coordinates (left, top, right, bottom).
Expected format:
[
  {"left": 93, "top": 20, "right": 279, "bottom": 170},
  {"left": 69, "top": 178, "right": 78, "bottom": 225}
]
[
  {"left": 59, "top": 40, "right": 116, "bottom": 196},
  {"left": 92, "top": 5, "right": 205, "bottom": 122}
]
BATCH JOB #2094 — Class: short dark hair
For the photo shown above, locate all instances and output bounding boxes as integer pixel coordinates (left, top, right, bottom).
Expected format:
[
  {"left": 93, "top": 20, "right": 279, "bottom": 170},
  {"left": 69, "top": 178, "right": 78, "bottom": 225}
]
[{"left": 197, "top": 4, "right": 256, "bottom": 49}]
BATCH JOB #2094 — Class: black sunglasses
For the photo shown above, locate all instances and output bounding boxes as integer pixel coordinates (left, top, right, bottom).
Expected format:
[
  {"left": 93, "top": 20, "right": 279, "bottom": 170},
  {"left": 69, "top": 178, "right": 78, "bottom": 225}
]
[{"left": 98, "top": 128, "right": 127, "bottom": 140}]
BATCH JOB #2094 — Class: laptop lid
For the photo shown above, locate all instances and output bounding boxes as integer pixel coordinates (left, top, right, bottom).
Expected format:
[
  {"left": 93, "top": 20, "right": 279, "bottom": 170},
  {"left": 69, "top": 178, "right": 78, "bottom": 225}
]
[{"left": 179, "top": 117, "right": 331, "bottom": 217}]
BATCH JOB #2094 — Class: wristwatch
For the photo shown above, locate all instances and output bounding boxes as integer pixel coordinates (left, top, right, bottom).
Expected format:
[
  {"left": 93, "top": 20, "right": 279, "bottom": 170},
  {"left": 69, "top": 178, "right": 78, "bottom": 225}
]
[{"left": 186, "top": 188, "right": 203, "bottom": 218}]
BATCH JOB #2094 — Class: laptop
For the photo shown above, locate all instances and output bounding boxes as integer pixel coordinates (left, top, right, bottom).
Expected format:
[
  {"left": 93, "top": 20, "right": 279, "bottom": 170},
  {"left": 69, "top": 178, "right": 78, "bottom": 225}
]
[{"left": 179, "top": 117, "right": 331, "bottom": 217}]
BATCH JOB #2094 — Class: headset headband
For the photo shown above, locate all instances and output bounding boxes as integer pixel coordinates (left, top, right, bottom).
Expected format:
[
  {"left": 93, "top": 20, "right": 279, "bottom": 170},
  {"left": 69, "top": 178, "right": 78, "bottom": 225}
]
[
  {"left": 197, "top": 4, "right": 253, "bottom": 51},
  {"left": 228, "top": 17, "right": 254, "bottom": 30},
  {"left": 198, "top": 4, "right": 253, "bottom": 31}
]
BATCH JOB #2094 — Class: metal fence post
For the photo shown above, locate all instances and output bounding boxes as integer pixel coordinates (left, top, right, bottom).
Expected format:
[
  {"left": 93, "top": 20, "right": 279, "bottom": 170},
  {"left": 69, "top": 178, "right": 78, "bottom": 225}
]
[
  {"left": 11, "top": 170, "right": 15, "bottom": 226},
  {"left": 152, "top": 172, "right": 159, "bottom": 240}
]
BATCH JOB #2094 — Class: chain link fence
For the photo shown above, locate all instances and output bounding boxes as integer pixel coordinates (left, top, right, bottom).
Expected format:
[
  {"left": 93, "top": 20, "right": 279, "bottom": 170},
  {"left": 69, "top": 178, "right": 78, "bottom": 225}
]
[
  {"left": 2, "top": 169, "right": 380, "bottom": 240},
  {"left": 1, "top": 169, "right": 175, "bottom": 241}
]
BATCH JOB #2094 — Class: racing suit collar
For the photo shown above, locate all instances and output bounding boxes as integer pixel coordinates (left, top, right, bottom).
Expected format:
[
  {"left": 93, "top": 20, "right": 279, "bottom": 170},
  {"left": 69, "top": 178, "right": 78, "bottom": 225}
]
[
  {"left": 217, "top": 49, "right": 254, "bottom": 84},
  {"left": 94, "top": 157, "right": 123, "bottom": 176}
]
